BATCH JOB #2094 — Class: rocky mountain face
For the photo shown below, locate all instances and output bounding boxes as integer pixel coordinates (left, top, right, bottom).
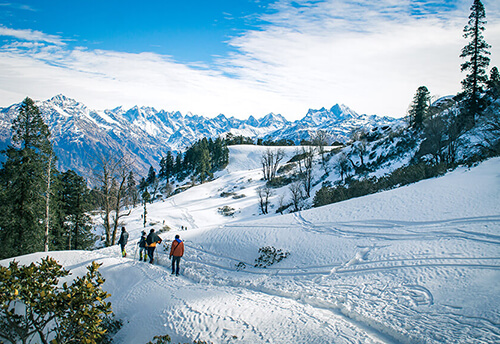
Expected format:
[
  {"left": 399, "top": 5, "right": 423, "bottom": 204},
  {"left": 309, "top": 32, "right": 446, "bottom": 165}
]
[{"left": 0, "top": 95, "right": 401, "bottom": 177}]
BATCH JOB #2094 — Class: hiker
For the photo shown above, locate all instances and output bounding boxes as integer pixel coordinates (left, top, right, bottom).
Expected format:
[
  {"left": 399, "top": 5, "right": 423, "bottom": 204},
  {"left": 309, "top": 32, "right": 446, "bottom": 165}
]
[
  {"left": 146, "top": 228, "right": 162, "bottom": 264},
  {"left": 117, "top": 226, "right": 129, "bottom": 257},
  {"left": 138, "top": 230, "right": 147, "bottom": 261},
  {"left": 170, "top": 234, "right": 184, "bottom": 276}
]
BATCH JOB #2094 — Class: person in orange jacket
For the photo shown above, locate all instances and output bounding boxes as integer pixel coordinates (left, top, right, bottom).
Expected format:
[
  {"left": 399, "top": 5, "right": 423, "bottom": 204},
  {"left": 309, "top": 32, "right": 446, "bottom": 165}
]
[
  {"left": 145, "top": 228, "right": 162, "bottom": 264},
  {"left": 169, "top": 234, "right": 184, "bottom": 276}
]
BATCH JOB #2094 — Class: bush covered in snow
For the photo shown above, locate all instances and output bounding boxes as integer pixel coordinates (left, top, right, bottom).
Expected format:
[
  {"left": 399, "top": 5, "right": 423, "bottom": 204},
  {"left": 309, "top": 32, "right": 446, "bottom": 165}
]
[
  {"left": 218, "top": 206, "right": 236, "bottom": 217},
  {"left": 254, "top": 246, "right": 290, "bottom": 268},
  {"left": 235, "top": 262, "right": 246, "bottom": 271}
]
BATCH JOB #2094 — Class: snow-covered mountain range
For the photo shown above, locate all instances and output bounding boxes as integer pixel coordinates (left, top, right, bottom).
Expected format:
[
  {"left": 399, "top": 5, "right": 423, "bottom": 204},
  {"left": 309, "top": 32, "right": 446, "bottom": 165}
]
[{"left": 0, "top": 95, "right": 400, "bottom": 176}]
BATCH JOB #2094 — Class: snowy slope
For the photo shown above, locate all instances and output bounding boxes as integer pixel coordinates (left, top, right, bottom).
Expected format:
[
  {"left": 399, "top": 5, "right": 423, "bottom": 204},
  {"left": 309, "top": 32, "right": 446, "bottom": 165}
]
[{"left": 2, "top": 148, "right": 499, "bottom": 344}]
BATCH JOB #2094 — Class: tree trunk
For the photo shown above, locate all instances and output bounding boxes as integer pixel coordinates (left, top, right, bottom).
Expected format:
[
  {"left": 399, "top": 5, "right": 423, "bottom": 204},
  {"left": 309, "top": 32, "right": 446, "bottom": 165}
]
[{"left": 44, "top": 153, "right": 53, "bottom": 252}]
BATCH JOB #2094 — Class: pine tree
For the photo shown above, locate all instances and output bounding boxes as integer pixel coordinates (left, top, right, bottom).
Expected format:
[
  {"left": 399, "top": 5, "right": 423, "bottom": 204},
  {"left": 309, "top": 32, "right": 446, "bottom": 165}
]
[
  {"left": 487, "top": 66, "right": 500, "bottom": 98},
  {"left": 408, "top": 86, "right": 431, "bottom": 129},
  {"left": 56, "top": 170, "right": 95, "bottom": 250},
  {"left": 0, "top": 97, "right": 54, "bottom": 258},
  {"left": 159, "top": 151, "right": 174, "bottom": 183},
  {"left": 197, "top": 147, "right": 211, "bottom": 183},
  {"left": 195, "top": 138, "right": 212, "bottom": 183},
  {"left": 211, "top": 137, "right": 229, "bottom": 170},
  {"left": 126, "top": 171, "right": 138, "bottom": 207},
  {"left": 146, "top": 165, "right": 157, "bottom": 185},
  {"left": 174, "top": 154, "right": 183, "bottom": 177},
  {"left": 138, "top": 176, "right": 147, "bottom": 192},
  {"left": 460, "top": 0, "right": 491, "bottom": 126}
]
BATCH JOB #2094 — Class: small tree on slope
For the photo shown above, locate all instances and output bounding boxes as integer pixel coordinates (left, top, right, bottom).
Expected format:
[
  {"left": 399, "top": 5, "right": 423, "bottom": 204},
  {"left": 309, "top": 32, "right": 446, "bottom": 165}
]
[{"left": 408, "top": 86, "right": 430, "bottom": 129}]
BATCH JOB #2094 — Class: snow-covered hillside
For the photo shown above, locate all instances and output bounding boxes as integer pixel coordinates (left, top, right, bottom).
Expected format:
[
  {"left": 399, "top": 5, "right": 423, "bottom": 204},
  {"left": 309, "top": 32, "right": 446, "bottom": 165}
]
[{"left": 2, "top": 147, "right": 499, "bottom": 344}]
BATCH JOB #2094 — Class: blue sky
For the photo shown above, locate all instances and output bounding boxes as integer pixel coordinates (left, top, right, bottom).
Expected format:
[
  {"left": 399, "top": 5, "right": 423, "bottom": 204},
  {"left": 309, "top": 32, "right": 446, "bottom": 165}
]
[
  {"left": 0, "top": 0, "right": 274, "bottom": 62},
  {"left": 0, "top": 0, "right": 499, "bottom": 120}
]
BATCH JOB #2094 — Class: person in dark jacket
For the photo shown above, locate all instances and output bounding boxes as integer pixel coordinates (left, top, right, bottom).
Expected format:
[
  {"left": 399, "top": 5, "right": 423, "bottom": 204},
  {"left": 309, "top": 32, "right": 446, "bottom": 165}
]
[
  {"left": 117, "top": 226, "right": 129, "bottom": 257},
  {"left": 138, "top": 230, "right": 147, "bottom": 261},
  {"left": 146, "top": 228, "right": 162, "bottom": 264},
  {"left": 169, "top": 234, "right": 184, "bottom": 276}
]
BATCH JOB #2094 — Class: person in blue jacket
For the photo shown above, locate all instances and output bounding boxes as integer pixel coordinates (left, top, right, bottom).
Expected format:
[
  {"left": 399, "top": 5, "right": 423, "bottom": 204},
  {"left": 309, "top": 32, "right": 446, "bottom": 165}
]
[
  {"left": 117, "top": 226, "right": 129, "bottom": 257},
  {"left": 138, "top": 230, "right": 147, "bottom": 261}
]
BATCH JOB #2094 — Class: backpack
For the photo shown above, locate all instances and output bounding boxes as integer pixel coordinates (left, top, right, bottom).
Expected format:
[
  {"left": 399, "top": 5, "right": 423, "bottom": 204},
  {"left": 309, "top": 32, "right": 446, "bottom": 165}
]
[{"left": 139, "top": 236, "right": 146, "bottom": 248}]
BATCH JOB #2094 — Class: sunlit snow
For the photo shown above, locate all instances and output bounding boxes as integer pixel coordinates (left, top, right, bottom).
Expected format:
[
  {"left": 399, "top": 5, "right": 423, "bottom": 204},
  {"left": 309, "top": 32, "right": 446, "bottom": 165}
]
[{"left": 2, "top": 146, "right": 499, "bottom": 344}]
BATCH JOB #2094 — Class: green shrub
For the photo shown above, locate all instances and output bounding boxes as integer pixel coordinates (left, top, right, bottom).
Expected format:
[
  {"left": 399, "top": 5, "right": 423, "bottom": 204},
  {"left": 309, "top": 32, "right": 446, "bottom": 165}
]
[
  {"left": 235, "top": 262, "right": 246, "bottom": 271},
  {"left": 287, "top": 152, "right": 308, "bottom": 163},
  {"left": 313, "top": 162, "right": 450, "bottom": 208},
  {"left": 220, "top": 191, "right": 236, "bottom": 198},
  {"left": 218, "top": 206, "right": 235, "bottom": 217},
  {"left": 275, "top": 203, "right": 291, "bottom": 214},
  {"left": 266, "top": 176, "right": 293, "bottom": 188},
  {"left": 277, "top": 163, "right": 295, "bottom": 174},
  {"left": 98, "top": 315, "right": 123, "bottom": 344},
  {"left": 158, "top": 225, "right": 171, "bottom": 234},
  {"left": 254, "top": 246, "right": 290, "bottom": 268},
  {"left": 0, "top": 257, "right": 116, "bottom": 344}
]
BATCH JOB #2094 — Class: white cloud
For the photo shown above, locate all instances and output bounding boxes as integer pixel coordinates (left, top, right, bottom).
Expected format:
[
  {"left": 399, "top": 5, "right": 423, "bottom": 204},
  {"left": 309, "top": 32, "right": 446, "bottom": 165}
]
[
  {"left": 0, "top": 26, "right": 65, "bottom": 45},
  {"left": 0, "top": 0, "right": 499, "bottom": 120},
  {"left": 0, "top": 45, "right": 292, "bottom": 118},
  {"left": 218, "top": 0, "right": 500, "bottom": 117}
]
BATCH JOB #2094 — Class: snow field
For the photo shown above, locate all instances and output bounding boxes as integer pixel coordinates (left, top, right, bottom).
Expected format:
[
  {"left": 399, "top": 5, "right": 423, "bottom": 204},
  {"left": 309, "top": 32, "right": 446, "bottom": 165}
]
[{"left": 2, "top": 147, "right": 499, "bottom": 343}]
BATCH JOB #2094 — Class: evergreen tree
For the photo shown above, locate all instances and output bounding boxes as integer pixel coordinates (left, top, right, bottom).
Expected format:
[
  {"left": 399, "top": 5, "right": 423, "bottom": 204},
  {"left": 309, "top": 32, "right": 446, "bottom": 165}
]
[
  {"left": 183, "top": 146, "right": 196, "bottom": 172},
  {"left": 195, "top": 138, "right": 212, "bottom": 183},
  {"left": 138, "top": 176, "right": 148, "bottom": 192},
  {"left": 211, "top": 137, "right": 229, "bottom": 170},
  {"left": 146, "top": 165, "right": 156, "bottom": 185},
  {"left": 313, "top": 186, "right": 334, "bottom": 208},
  {"left": 460, "top": 0, "right": 491, "bottom": 125},
  {"left": 48, "top": 171, "right": 67, "bottom": 251},
  {"left": 408, "top": 86, "right": 431, "bottom": 129},
  {"left": 126, "top": 171, "right": 138, "bottom": 208},
  {"left": 487, "top": 66, "right": 500, "bottom": 98},
  {"left": 56, "top": 170, "right": 95, "bottom": 250},
  {"left": 159, "top": 151, "right": 174, "bottom": 183},
  {"left": 197, "top": 147, "right": 212, "bottom": 183},
  {"left": 174, "top": 154, "right": 183, "bottom": 177},
  {"left": 0, "top": 97, "right": 54, "bottom": 259}
]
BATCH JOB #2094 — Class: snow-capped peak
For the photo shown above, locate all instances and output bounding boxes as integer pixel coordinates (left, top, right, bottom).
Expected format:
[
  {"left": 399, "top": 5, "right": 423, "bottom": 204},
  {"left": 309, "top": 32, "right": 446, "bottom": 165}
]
[
  {"left": 0, "top": 95, "right": 401, "bottom": 177},
  {"left": 47, "top": 94, "right": 83, "bottom": 109},
  {"left": 257, "top": 113, "right": 289, "bottom": 128},
  {"left": 302, "top": 104, "right": 359, "bottom": 126}
]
